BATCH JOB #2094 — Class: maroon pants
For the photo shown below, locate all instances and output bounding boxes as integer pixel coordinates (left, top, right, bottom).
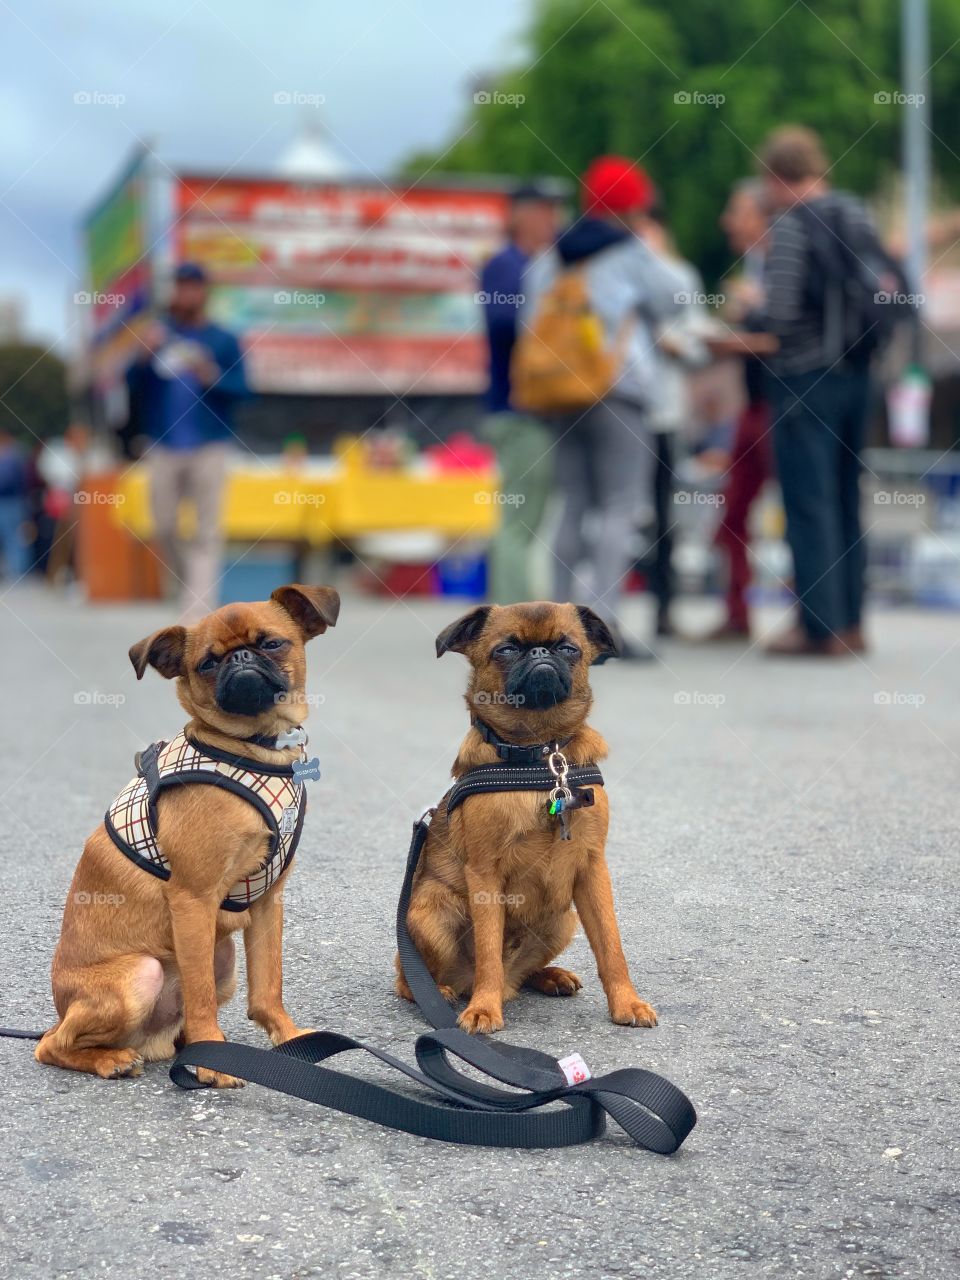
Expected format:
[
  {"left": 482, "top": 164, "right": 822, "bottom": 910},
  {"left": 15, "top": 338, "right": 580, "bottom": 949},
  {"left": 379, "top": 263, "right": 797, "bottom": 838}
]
[{"left": 714, "top": 401, "right": 773, "bottom": 629}]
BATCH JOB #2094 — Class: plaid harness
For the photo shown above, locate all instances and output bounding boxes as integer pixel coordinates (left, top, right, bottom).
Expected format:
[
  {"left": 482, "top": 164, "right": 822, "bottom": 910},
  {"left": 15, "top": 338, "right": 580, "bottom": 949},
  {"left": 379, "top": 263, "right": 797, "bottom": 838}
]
[{"left": 104, "top": 732, "right": 307, "bottom": 912}]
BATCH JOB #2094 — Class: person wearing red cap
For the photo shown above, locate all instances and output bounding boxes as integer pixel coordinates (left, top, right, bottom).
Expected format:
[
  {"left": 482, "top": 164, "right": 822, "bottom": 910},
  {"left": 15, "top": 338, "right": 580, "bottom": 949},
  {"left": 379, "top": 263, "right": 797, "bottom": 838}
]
[{"left": 522, "top": 155, "right": 689, "bottom": 658}]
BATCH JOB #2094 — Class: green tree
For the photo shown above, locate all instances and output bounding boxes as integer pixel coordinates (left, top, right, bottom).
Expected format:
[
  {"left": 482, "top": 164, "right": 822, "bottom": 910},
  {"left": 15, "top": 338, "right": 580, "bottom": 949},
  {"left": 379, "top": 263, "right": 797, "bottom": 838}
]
[
  {"left": 406, "top": 0, "right": 960, "bottom": 283},
  {"left": 0, "top": 344, "right": 70, "bottom": 441}
]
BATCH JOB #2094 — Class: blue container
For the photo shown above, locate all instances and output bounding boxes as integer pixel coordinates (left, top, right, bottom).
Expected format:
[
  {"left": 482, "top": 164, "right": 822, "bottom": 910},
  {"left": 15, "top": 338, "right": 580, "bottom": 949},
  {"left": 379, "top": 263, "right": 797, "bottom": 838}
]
[
  {"left": 219, "top": 550, "right": 298, "bottom": 605},
  {"left": 434, "top": 552, "right": 487, "bottom": 599}
]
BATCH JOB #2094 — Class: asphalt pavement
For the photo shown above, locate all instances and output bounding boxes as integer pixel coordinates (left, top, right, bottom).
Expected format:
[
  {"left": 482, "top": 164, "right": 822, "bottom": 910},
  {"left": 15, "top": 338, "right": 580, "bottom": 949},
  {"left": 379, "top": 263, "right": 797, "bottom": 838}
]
[{"left": 0, "top": 584, "right": 956, "bottom": 1280}]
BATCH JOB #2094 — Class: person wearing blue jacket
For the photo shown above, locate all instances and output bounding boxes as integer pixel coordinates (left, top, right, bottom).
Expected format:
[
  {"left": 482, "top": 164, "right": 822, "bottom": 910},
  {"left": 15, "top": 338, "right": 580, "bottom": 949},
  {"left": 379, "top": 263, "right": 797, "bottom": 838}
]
[
  {"left": 126, "top": 263, "right": 248, "bottom": 621},
  {"left": 479, "top": 185, "right": 560, "bottom": 602}
]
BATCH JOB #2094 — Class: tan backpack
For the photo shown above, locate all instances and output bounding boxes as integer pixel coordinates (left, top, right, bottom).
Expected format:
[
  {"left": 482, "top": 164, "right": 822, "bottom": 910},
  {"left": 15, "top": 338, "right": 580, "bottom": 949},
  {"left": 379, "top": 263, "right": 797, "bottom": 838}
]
[{"left": 511, "top": 267, "right": 626, "bottom": 415}]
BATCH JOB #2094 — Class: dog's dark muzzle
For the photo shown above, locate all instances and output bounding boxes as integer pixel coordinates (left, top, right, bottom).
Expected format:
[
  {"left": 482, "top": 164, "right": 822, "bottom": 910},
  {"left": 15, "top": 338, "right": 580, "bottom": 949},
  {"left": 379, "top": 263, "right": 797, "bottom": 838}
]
[
  {"left": 215, "top": 649, "right": 289, "bottom": 716},
  {"left": 505, "top": 653, "right": 572, "bottom": 710}
]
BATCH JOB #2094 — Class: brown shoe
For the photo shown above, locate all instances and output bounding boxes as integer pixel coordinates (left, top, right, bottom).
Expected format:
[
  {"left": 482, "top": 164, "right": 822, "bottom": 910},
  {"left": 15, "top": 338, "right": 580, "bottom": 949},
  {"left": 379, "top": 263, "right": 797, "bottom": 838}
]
[
  {"left": 696, "top": 620, "right": 752, "bottom": 644},
  {"left": 838, "top": 625, "right": 867, "bottom": 654},
  {"left": 765, "top": 627, "right": 848, "bottom": 657}
]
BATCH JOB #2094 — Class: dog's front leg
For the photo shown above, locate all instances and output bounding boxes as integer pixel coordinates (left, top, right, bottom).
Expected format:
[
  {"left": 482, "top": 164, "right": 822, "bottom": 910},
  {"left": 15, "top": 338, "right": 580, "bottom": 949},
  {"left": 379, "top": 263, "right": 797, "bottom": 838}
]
[
  {"left": 459, "top": 864, "right": 506, "bottom": 1033},
  {"left": 244, "top": 887, "right": 308, "bottom": 1045},
  {"left": 167, "top": 887, "right": 244, "bottom": 1087},
  {"left": 573, "top": 853, "right": 658, "bottom": 1028}
]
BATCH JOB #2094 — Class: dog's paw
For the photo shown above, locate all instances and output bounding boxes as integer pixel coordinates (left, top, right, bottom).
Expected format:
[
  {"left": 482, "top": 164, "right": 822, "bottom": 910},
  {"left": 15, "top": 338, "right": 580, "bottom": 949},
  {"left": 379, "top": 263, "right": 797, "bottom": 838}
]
[
  {"left": 458, "top": 1002, "right": 504, "bottom": 1034},
  {"left": 95, "top": 1049, "right": 144, "bottom": 1079},
  {"left": 195, "top": 1066, "right": 246, "bottom": 1089},
  {"left": 269, "top": 1026, "right": 315, "bottom": 1046},
  {"left": 525, "top": 966, "right": 583, "bottom": 997},
  {"left": 609, "top": 992, "right": 658, "bottom": 1028}
]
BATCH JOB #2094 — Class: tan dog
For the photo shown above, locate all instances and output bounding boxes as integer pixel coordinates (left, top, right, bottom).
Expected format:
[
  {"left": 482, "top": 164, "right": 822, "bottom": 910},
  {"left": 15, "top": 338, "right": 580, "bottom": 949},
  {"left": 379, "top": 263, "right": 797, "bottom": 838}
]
[
  {"left": 395, "top": 601, "right": 657, "bottom": 1034},
  {"left": 35, "top": 584, "right": 339, "bottom": 1086}
]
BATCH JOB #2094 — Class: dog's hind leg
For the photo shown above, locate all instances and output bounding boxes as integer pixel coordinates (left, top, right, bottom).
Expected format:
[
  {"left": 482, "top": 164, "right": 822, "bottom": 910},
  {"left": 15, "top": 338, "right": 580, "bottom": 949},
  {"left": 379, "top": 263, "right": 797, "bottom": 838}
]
[
  {"left": 511, "top": 907, "right": 581, "bottom": 997},
  {"left": 396, "top": 878, "right": 471, "bottom": 1002},
  {"left": 35, "top": 955, "right": 164, "bottom": 1078}
]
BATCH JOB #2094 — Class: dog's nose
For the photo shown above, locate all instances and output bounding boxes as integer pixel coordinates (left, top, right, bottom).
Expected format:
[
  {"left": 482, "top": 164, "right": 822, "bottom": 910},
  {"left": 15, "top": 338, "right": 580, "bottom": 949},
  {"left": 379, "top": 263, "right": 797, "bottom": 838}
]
[
  {"left": 529, "top": 646, "right": 551, "bottom": 660},
  {"left": 227, "top": 648, "right": 257, "bottom": 667}
]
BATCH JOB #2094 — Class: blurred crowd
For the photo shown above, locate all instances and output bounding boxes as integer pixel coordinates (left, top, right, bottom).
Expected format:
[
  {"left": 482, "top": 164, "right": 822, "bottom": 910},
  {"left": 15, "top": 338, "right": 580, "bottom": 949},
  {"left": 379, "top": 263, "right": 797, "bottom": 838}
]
[
  {"left": 0, "top": 420, "right": 110, "bottom": 589},
  {"left": 0, "top": 124, "right": 914, "bottom": 656},
  {"left": 480, "top": 124, "right": 912, "bottom": 659}
]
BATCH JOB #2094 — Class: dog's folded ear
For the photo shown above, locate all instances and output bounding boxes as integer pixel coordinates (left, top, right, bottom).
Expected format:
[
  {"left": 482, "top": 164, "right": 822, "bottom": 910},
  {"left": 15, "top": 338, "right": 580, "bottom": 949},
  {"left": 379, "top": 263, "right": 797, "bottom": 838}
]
[
  {"left": 435, "top": 605, "right": 492, "bottom": 658},
  {"left": 129, "top": 626, "right": 188, "bottom": 680},
  {"left": 575, "top": 606, "right": 621, "bottom": 662},
  {"left": 271, "top": 583, "right": 341, "bottom": 640}
]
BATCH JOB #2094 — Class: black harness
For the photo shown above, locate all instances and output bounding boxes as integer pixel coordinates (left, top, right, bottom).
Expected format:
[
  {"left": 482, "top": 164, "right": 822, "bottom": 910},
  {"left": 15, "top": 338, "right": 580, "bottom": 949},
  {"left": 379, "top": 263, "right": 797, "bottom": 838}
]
[{"left": 169, "top": 721, "right": 698, "bottom": 1153}]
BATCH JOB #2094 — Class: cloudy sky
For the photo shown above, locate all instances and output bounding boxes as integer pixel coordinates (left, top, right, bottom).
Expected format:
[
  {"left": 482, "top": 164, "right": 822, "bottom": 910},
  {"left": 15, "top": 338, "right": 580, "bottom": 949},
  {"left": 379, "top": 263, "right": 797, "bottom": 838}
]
[{"left": 0, "top": 0, "right": 532, "bottom": 346}]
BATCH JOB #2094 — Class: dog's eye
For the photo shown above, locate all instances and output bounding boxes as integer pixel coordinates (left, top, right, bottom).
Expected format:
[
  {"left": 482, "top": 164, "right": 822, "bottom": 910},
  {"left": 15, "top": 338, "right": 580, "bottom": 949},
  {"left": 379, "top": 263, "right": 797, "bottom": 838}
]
[
  {"left": 494, "top": 643, "right": 519, "bottom": 657},
  {"left": 556, "top": 643, "right": 580, "bottom": 657},
  {"left": 197, "top": 654, "right": 220, "bottom": 675},
  {"left": 261, "top": 638, "right": 286, "bottom": 651}
]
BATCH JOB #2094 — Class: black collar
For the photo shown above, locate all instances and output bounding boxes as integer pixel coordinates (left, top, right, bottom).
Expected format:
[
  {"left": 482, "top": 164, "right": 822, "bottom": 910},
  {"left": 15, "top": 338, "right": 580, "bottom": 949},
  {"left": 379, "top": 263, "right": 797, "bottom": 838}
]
[
  {"left": 243, "top": 726, "right": 308, "bottom": 752},
  {"left": 471, "top": 716, "right": 572, "bottom": 766}
]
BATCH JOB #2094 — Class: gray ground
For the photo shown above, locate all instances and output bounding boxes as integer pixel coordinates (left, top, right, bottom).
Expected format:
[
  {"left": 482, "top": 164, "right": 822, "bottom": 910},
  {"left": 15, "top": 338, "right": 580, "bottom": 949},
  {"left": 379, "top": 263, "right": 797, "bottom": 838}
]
[{"left": 0, "top": 585, "right": 956, "bottom": 1280}]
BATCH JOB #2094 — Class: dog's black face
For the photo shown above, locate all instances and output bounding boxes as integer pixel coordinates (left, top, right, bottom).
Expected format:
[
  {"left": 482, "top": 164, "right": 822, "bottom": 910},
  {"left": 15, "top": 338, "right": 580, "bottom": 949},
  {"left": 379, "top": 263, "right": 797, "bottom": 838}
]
[
  {"left": 205, "top": 641, "right": 291, "bottom": 716},
  {"left": 435, "top": 602, "right": 619, "bottom": 741},
  {"left": 499, "top": 636, "right": 578, "bottom": 710},
  {"left": 128, "top": 584, "right": 340, "bottom": 737}
]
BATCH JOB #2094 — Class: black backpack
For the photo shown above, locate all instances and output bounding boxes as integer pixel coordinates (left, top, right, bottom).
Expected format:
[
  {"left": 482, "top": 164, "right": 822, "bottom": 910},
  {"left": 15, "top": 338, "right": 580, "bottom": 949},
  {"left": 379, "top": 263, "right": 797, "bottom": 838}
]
[{"left": 793, "top": 198, "right": 915, "bottom": 362}]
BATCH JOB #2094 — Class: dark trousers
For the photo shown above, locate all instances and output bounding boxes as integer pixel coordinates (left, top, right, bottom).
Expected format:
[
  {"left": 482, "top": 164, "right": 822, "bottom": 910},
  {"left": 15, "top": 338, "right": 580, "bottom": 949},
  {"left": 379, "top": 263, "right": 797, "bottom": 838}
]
[
  {"left": 648, "top": 432, "right": 675, "bottom": 623},
  {"left": 771, "top": 368, "right": 870, "bottom": 640},
  {"left": 715, "top": 401, "right": 773, "bottom": 629}
]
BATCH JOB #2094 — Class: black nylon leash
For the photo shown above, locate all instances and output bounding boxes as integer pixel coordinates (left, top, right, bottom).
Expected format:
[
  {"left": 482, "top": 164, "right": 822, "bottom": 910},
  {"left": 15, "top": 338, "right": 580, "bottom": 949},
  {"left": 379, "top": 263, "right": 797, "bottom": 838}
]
[{"left": 170, "top": 791, "right": 697, "bottom": 1153}]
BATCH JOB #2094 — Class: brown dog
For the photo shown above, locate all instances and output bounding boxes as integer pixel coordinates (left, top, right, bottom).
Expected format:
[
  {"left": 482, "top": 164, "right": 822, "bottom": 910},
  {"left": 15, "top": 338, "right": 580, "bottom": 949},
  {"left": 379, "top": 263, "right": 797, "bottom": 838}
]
[
  {"left": 395, "top": 601, "right": 657, "bottom": 1034},
  {"left": 35, "top": 583, "right": 339, "bottom": 1086}
]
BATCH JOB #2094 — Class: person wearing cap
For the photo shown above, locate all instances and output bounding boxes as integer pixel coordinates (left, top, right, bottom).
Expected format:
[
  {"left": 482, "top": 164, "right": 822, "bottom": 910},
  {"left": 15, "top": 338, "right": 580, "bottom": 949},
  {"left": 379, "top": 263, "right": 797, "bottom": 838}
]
[
  {"left": 478, "top": 184, "right": 562, "bottom": 603},
  {"left": 126, "top": 263, "right": 248, "bottom": 622},
  {"left": 522, "top": 156, "right": 688, "bottom": 657}
]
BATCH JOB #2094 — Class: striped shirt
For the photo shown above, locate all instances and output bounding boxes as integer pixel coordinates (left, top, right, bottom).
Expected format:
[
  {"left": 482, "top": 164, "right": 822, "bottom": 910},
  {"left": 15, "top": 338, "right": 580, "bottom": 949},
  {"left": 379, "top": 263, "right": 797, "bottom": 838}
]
[{"left": 762, "top": 191, "right": 877, "bottom": 375}]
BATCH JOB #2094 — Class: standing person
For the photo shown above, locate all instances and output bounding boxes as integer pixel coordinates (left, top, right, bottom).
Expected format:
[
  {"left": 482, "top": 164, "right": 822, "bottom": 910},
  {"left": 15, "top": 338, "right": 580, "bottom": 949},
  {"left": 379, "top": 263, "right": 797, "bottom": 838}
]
[
  {"left": 700, "top": 179, "right": 779, "bottom": 641},
  {"left": 127, "top": 263, "right": 248, "bottom": 622},
  {"left": 759, "top": 127, "right": 886, "bottom": 657},
  {"left": 641, "top": 198, "right": 712, "bottom": 638},
  {"left": 0, "top": 429, "right": 28, "bottom": 582},
  {"left": 38, "top": 421, "right": 108, "bottom": 585},
  {"left": 479, "top": 184, "right": 561, "bottom": 603},
  {"left": 521, "top": 156, "right": 686, "bottom": 658}
]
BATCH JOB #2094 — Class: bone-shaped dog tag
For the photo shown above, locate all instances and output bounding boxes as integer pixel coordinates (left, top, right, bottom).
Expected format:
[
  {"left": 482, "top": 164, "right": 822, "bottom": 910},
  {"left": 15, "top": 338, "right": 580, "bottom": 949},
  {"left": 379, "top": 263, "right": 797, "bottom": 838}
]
[
  {"left": 562, "top": 787, "right": 595, "bottom": 812},
  {"left": 292, "top": 756, "right": 321, "bottom": 783}
]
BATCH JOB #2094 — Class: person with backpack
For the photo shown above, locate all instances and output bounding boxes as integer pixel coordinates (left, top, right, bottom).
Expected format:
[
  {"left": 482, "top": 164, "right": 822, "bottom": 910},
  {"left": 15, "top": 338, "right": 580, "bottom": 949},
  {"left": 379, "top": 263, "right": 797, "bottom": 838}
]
[
  {"left": 759, "top": 126, "right": 910, "bottom": 657},
  {"left": 478, "top": 184, "right": 562, "bottom": 603},
  {"left": 515, "top": 156, "right": 687, "bottom": 658}
]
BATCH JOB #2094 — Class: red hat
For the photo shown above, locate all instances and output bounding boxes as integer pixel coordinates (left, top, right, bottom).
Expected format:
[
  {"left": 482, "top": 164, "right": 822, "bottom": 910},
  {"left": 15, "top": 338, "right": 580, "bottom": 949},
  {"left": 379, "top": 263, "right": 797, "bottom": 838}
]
[{"left": 581, "top": 155, "right": 654, "bottom": 216}]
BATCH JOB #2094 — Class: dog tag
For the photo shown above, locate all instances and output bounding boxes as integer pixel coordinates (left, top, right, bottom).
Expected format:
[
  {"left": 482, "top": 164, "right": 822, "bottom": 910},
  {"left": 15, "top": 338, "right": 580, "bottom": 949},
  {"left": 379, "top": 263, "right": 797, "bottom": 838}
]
[
  {"left": 563, "top": 787, "right": 595, "bottom": 812},
  {"left": 292, "top": 756, "right": 321, "bottom": 783}
]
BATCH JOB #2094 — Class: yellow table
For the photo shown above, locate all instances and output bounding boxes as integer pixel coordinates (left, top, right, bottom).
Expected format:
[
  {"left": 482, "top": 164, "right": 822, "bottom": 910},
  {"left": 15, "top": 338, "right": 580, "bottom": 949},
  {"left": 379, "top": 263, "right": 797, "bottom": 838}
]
[{"left": 114, "top": 463, "right": 499, "bottom": 542}]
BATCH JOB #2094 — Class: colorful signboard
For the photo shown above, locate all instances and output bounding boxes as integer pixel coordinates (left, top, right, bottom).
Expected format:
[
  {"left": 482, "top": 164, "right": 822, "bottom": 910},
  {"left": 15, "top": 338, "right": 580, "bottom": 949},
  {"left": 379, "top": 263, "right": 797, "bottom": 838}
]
[
  {"left": 172, "top": 176, "right": 509, "bottom": 394},
  {"left": 84, "top": 148, "right": 152, "bottom": 389}
]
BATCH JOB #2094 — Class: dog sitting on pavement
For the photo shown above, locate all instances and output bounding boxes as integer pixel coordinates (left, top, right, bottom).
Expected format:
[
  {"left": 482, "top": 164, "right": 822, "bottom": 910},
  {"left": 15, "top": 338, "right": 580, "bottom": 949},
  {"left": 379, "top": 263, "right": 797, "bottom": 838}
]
[
  {"left": 395, "top": 601, "right": 658, "bottom": 1035},
  {"left": 35, "top": 584, "right": 339, "bottom": 1086}
]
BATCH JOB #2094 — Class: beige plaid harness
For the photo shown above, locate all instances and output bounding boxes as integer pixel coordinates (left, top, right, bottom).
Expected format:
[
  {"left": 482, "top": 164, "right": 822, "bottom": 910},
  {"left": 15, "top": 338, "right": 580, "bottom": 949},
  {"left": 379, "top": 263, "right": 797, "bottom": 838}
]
[{"left": 105, "top": 732, "right": 307, "bottom": 912}]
